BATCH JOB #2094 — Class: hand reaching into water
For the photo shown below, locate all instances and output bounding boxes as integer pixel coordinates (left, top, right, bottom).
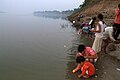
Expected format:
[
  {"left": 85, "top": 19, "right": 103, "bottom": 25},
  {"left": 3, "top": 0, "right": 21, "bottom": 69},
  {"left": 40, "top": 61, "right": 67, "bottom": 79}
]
[{"left": 72, "top": 69, "right": 76, "bottom": 73}]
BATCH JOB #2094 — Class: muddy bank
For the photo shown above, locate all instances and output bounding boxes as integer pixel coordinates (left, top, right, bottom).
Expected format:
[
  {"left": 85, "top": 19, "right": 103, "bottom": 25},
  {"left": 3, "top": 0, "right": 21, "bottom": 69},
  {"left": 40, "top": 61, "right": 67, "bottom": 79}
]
[
  {"left": 95, "top": 52, "right": 120, "bottom": 80},
  {"left": 66, "top": 33, "right": 120, "bottom": 80}
]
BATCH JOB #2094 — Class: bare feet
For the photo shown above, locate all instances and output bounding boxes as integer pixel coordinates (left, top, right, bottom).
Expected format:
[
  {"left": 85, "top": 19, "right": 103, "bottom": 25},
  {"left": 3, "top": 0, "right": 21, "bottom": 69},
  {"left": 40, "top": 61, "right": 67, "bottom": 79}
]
[{"left": 83, "top": 75, "right": 89, "bottom": 78}]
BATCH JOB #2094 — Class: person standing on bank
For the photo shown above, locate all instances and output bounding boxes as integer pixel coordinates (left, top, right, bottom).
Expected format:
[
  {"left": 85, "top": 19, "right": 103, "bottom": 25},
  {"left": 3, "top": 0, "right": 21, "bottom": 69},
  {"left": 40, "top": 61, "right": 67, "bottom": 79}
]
[
  {"left": 88, "top": 17, "right": 97, "bottom": 37},
  {"left": 91, "top": 14, "right": 106, "bottom": 54},
  {"left": 89, "top": 17, "right": 97, "bottom": 29},
  {"left": 113, "top": 3, "right": 120, "bottom": 40}
]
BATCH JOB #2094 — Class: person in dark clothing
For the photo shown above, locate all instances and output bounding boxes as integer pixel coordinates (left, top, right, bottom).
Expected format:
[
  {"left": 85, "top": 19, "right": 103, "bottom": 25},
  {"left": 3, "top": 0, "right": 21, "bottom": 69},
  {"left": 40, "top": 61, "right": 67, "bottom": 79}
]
[
  {"left": 88, "top": 17, "right": 97, "bottom": 37},
  {"left": 89, "top": 17, "right": 97, "bottom": 29},
  {"left": 113, "top": 3, "right": 120, "bottom": 40}
]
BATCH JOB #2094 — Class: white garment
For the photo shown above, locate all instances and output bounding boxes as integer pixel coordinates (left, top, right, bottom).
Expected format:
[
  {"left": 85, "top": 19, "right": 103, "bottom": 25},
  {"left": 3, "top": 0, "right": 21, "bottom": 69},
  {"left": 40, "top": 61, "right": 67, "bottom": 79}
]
[
  {"left": 92, "top": 37, "right": 103, "bottom": 53},
  {"left": 92, "top": 21, "right": 105, "bottom": 53},
  {"left": 89, "top": 19, "right": 93, "bottom": 25},
  {"left": 103, "top": 27, "right": 116, "bottom": 42},
  {"left": 95, "top": 21, "right": 106, "bottom": 38}
]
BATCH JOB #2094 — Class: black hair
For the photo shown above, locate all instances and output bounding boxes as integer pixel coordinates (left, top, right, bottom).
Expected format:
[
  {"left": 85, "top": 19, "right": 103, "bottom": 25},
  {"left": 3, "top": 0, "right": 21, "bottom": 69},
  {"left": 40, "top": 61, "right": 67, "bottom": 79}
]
[
  {"left": 98, "top": 14, "right": 103, "bottom": 21},
  {"left": 92, "top": 17, "right": 96, "bottom": 21},
  {"left": 76, "top": 56, "right": 85, "bottom": 63},
  {"left": 118, "top": 3, "right": 120, "bottom": 7},
  {"left": 78, "top": 44, "right": 85, "bottom": 53},
  {"left": 98, "top": 13, "right": 105, "bottom": 24},
  {"left": 90, "top": 17, "right": 96, "bottom": 27}
]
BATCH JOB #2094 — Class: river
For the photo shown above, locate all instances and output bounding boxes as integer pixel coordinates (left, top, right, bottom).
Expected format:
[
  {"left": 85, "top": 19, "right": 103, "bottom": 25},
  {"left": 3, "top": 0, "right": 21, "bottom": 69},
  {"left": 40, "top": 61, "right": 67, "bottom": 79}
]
[{"left": 0, "top": 13, "right": 83, "bottom": 80}]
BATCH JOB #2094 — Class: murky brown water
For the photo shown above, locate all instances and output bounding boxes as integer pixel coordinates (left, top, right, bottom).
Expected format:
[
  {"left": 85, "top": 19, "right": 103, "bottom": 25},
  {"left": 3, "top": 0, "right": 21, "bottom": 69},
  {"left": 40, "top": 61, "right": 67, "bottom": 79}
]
[
  {"left": 0, "top": 13, "right": 75, "bottom": 80},
  {"left": 0, "top": 13, "right": 93, "bottom": 80}
]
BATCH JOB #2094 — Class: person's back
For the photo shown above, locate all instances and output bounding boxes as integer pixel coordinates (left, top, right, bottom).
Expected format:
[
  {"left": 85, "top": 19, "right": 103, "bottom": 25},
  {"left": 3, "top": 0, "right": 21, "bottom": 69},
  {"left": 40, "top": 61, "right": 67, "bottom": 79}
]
[
  {"left": 84, "top": 47, "right": 96, "bottom": 56},
  {"left": 104, "top": 27, "right": 113, "bottom": 37},
  {"left": 77, "top": 45, "right": 96, "bottom": 56},
  {"left": 102, "top": 26, "right": 116, "bottom": 54},
  {"left": 82, "top": 61, "right": 95, "bottom": 76},
  {"left": 95, "top": 21, "right": 106, "bottom": 38},
  {"left": 104, "top": 27, "right": 116, "bottom": 41},
  {"left": 72, "top": 56, "right": 95, "bottom": 78},
  {"left": 76, "top": 45, "right": 98, "bottom": 63},
  {"left": 105, "top": 27, "right": 113, "bottom": 32}
]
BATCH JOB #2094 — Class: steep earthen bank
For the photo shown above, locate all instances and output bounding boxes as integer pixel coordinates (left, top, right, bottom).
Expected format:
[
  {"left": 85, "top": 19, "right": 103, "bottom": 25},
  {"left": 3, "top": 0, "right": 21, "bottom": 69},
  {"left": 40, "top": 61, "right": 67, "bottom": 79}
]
[
  {"left": 68, "top": 0, "right": 120, "bottom": 79},
  {"left": 68, "top": 0, "right": 120, "bottom": 25}
]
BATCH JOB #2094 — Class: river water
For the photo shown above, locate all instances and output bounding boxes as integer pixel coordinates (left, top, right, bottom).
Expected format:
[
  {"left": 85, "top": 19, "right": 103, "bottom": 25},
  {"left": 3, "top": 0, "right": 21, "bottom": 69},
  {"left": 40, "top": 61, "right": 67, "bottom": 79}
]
[{"left": 0, "top": 13, "right": 81, "bottom": 80}]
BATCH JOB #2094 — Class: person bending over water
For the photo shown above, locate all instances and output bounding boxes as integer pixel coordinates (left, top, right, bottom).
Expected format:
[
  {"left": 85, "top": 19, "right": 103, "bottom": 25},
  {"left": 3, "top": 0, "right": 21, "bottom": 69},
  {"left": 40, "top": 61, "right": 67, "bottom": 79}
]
[
  {"left": 72, "top": 56, "right": 95, "bottom": 78},
  {"left": 76, "top": 44, "right": 98, "bottom": 63}
]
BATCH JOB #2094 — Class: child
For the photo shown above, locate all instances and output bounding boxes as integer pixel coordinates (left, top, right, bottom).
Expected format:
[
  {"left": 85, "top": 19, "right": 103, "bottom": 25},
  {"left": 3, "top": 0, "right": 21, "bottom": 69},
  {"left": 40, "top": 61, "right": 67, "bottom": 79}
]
[
  {"left": 76, "top": 44, "right": 98, "bottom": 63},
  {"left": 72, "top": 56, "right": 95, "bottom": 78}
]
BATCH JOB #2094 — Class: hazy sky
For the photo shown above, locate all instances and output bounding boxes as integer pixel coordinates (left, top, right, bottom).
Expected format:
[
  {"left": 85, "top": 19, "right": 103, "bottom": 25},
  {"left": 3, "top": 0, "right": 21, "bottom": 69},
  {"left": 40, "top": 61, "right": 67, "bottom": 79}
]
[{"left": 0, "top": 0, "right": 84, "bottom": 13}]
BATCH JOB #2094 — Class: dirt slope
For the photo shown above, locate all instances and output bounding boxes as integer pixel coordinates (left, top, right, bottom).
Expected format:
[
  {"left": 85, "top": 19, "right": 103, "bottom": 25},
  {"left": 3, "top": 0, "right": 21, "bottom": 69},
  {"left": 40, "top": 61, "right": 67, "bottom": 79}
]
[
  {"left": 68, "top": 0, "right": 120, "bottom": 25},
  {"left": 68, "top": 1, "right": 120, "bottom": 79},
  {"left": 80, "top": 0, "right": 119, "bottom": 17}
]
